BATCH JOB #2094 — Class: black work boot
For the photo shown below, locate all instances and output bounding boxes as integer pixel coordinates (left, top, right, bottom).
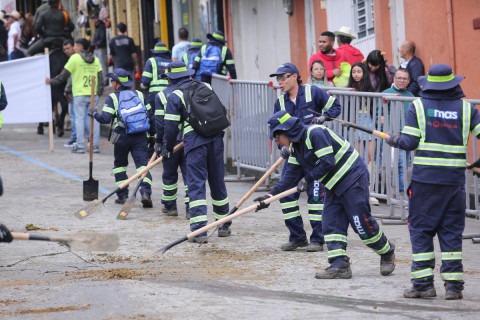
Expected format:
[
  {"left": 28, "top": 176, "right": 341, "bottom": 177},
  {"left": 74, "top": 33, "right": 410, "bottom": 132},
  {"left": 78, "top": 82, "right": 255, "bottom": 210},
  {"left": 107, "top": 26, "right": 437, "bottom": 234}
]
[
  {"left": 141, "top": 193, "right": 153, "bottom": 208},
  {"left": 380, "top": 250, "right": 396, "bottom": 276},
  {"left": 218, "top": 225, "right": 231, "bottom": 237},
  {"left": 115, "top": 195, "right": 128, "bottom": 204},
  {"left": 306, "top": 242, "right": 324, "bottom": 252},
  {"left": 162, "top": 206, "right": 178, "bottom": 216},
  {"left": 444, "top": 281, "right": 464, "bottom": 300},
  {"left": 280, "top": 239, "right": 308, "bottom": 251},
  {"left": 315, "top": 263, "right": 352, "bottom": 279},
  {"left": 188, "top": 233, "right": 208, "bottom": 244},
  {"left": 403, "top": 286, "right": 436, "bottom": 299}
]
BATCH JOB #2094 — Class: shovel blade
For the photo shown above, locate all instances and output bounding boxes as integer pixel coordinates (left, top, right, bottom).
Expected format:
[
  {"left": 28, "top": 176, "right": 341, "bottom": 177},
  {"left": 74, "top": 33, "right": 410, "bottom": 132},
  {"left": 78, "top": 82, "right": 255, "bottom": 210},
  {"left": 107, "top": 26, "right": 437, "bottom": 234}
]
[
  {"left": 116, "top": 196, "right": 136, "bottom": 220},
  {"left": 68, "top": 232, "right": 119, "bottom": 251},
  {"left": 74, "top": 199, "right": 102, "bottom": 220},
  {"left": 83, "top": 178, "right": 99, "bottom": 201}
]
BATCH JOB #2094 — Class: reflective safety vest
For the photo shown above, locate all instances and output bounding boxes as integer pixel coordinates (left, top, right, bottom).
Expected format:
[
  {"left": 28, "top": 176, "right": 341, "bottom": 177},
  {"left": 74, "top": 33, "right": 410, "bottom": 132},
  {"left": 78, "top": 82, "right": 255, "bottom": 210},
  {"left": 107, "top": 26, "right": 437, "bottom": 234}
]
[
  {"left": 107, "top": 90, "right": 150, "bottom": 129},
  {"left": 406, "top": 99, "right": 470, "bottom": 168},
  {"left": 147, "top": 58, "right": 169, "bottom": 93},
  {"left": 277, "top": 84, "right": 336, "bottom": 117},
  {"left": 197, "top": 44, "right": 228, "bottom": 75}
]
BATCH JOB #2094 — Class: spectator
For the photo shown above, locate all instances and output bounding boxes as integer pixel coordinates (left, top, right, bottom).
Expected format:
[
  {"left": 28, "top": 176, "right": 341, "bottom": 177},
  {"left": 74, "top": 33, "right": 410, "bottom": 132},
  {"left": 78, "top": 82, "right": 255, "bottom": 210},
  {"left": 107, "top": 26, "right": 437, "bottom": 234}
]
[
  {"left": 108, "top": 22, "right": 138, "bottom": 76},
  {"left": 309, "top": 60, "right": 333, "bottom": 87},
  {"left": 334, "top": 26, "right": 364, "bottom": 66},
  {"left": 46, "top": 38, "right": 103, "bottom": 154},
  {"left": 193, "top": 30, "right": 237, "bottom": 84},
  {"left": 20, "top": 13, "right": 36, "bottom": 52},
  {"left": 400, "top": 40, "right": 425, "bottom": 96},
  {"left": 308, "top": 31, "right": 348, "bottom": 84},
  {"left": 6, "top": 11, "right": 24, "bottom": 60},
  {"left": 28, "top": 0, "right": 74, "bottom": 56},
  {"left": 366, "top": 50, "right": 396, "bottom": 92},
  {"left": 0, "top": 12, "right": 9, "bottom": 61},
  {"left": 90, "top": 13, "right": 107, "bottom": 86},
  {"left": 381, "top": 68, "right": 414, "bottom": 195},
  {"left": 171, "top": 27, "right": 189, "bottom": 62}
]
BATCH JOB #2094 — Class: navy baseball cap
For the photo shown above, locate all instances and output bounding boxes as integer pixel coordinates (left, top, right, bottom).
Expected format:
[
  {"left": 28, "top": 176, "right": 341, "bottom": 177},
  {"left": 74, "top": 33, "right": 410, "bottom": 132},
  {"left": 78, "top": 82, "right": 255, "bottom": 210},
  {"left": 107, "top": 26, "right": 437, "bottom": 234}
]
[
  {"left": 207, "top": 30, "right": 227, "bottom": 43},
  {"left": 161, "top": 61, "right": 195, "bottom": 79},
  {"left": 418, "top": 63, "right": 464, "bottom": 91},
  {"left": 268, "top": 110, "right": 302, "bottom": 140},
  {"left": 151, "top": 41, "right": 170, "bottom": 54},
  {"left": 269, "top": 63, "right": 300, "bottom": 77},
  {"left": 189, "top": 38, "right": 202, "bottom": 48},
  {"left": 106, "top": 68, "right": 133, "bottom": 87}
]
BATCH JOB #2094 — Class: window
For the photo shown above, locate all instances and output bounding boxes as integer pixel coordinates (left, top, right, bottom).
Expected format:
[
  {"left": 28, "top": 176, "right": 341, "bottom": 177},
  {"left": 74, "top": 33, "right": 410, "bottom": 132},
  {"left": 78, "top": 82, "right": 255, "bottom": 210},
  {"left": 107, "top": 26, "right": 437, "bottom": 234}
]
[{"left": 354, "top": 0, "right": 375, "bottom": 39}]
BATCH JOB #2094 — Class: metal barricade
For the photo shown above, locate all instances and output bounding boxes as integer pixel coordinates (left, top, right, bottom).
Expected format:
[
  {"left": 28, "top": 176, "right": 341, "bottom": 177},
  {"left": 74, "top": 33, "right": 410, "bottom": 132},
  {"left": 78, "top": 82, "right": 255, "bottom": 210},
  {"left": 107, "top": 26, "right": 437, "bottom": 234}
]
[
  {"left": 211, "top": 74, "right": 233, "bottom": 165},
  {"left": 229, "top": 79, "right": 280, "bottom": 183}
]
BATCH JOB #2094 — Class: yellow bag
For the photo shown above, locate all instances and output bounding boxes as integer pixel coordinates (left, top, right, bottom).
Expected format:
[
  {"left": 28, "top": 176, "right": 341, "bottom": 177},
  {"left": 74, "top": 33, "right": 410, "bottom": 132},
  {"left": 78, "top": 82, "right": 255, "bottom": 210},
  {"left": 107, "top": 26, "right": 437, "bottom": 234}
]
[{"left": 333, "top": 62, "right": 352, "bottom": 88}]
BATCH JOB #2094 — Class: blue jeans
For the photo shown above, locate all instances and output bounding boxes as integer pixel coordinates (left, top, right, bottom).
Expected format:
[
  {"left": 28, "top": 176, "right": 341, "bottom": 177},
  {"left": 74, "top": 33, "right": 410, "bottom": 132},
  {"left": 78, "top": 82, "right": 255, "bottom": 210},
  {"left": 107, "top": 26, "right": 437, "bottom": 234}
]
[
  {"left": 73, "top": 96, "right": 100, "bottom": 149},
  {"left": 69, "top": 101, "right": 90, "bottom": 142},
  {"left": 8, "top": 50, "right": 24, "bottom": 60}
]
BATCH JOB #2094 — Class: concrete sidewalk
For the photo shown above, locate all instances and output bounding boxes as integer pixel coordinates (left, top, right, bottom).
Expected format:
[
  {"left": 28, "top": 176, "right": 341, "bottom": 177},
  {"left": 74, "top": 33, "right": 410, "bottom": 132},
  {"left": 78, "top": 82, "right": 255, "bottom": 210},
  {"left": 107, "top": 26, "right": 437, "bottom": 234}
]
[{"left": 0, "top": 124, "right": 479, "bottom": 319}]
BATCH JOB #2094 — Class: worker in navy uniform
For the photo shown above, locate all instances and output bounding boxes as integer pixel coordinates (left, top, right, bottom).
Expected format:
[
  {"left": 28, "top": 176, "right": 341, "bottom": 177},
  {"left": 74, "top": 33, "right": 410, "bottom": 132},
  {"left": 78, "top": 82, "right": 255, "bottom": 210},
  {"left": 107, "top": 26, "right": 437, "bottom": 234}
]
[
  {"left": 268, "top": 62, "right": 341, "bottom": 252},
  {"left": 141, "top": 42, "right": 172, "bottom": 108},
  {"left": 256, "top": 111, "right": 395, "bottom": 279},
  {"left": 386, "top": 63, "right": 480, "bottom": 300},
  {"left": 154, "top": 63, "right": 190, "bottom": 219},
  {"left": 162, "top": 61, "right": 230, "bottom": 243},
  {"left": 89, "top": 68, "right": 153, "bottom": 207}
]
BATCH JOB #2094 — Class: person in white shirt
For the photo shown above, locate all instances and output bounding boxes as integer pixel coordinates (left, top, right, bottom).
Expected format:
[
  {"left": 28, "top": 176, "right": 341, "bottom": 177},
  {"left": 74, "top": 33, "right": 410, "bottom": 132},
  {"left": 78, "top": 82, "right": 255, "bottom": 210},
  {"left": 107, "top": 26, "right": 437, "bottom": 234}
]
[
  {"left": 171, "top": 27, "right": 189, "bottom": 62},
  {"left": 6, "top": 10, "right": 24, "bottom": 60}
]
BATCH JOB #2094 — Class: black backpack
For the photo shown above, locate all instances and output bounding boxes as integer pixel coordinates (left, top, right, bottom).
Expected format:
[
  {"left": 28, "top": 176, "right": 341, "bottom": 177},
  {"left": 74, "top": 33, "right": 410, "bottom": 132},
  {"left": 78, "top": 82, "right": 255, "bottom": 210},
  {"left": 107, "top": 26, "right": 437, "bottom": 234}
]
[{"left": 177, "top": 80, "right": 229, "bottom": 137}]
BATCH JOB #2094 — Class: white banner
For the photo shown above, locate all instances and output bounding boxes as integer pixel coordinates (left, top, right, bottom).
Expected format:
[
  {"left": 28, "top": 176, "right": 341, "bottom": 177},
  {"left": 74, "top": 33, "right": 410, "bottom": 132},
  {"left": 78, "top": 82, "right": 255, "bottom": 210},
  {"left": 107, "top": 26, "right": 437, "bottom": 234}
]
[{"left": 0, "top": 56, "right": 52, "bottom": 124}]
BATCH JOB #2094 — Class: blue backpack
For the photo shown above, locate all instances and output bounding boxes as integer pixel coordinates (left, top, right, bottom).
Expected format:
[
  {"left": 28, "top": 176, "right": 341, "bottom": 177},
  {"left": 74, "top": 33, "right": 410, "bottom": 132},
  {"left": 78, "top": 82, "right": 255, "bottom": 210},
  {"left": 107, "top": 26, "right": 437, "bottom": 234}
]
[
  {"left": 117, "top": 90, "right": 150, "bottom": 134},
  {"left": 198, "top": 45, "right": 223, "bottom": 76}
]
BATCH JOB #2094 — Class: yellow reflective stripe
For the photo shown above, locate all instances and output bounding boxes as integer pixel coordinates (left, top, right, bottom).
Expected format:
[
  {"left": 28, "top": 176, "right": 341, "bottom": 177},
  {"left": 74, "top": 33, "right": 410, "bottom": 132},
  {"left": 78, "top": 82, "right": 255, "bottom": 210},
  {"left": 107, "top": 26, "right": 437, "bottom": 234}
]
[
  {"left": 441, "top": 252, "right": 462, "bottom": 260},
  {"left": 280, "top": 201, "right": 299, "bottom": 209},
  {"left": 136, "top": 166, "right": 146, "bottom": 172},
  {"left": 283, "top": 211, "right": 301, "bottom": 220},
  {"left": 110, "top": 93, "right": 119, "bottom": 111},
  {"left": 171, "top": 67, "right": 187, "bottom": 73},
  {"left": 279, "top": 112, "right": 291, "bottom": 124},
  {"left": 149, "top": 86, "right": 168, "bottom": 92},
  {"left": 411, "top": 268, "right": 434, "bottom": 279},
  {"left": 362, "top": 229, "right": 383, "bottom": 245},
  {"left": 412, "top": 252, "right": 435, "bottom": 261},
  {"left": 142, "top": 71, "right": 153, "bottom": 78},
  {"left": 440, "top": 272, "right": 463, "bottom": 281},
  {"left": 102, "top": 106, "right": 115, "bottom": 114},
  {"left": 190, "top": 199, "right": 207, "bottom": 208},
  {"left": 473, "top": 123, "right": 480, "bottom": 136},
  {"left": 214, "top": 33, "right": 225, "bottom": 41},
  {"left": 308, "top": 213, "right": 322, "bottom": 221},
  {"left": 315, "top": 146, "right": 333, "bottom": 158},
  {"left": 155, "top": 109, "right": 165, "bottom": 116},
  {"left": 375, "top": 242, "right": 391, "bottom": 255},
  {"left": 324, "top": 96, "right": 336, "bottom": 111},
  {"left": 150, "top": 79, "right": 169, "bottom": 86},
  {"left": 143, "top": 177, "right": 152, "bottom": 186},
  {"left": 278, "top": 96, "right": 285, "bottom": 110},
  {"left": 325, "top": 150, "right": 359, "bottom": 189},
  {"left": 325, "top": 234, "right": 347, "bottom": 242},
  {"left": 190, "top": 215, "right": 208, "bottom": 224},
  {"left": 427, "top": 73, "right": 455, "bottom": 82},
  {"left": 204, "top": 83, "right": 213, "bottom": 90},
  {"left": 413, "top": 99, "right": 426, "bottom": 143},
  {"left": 212, "top": 197, "right": 229, "bottom": 206},
  {"left": 463, "top": 100, "right": 471, "bottom": 146},
  {"left": 153, "top": 45, "right": 168, "bottom": 51},
  {"left": 165, "top": 114, "right": 181, "bottom": 121},
  {"left": 150, "top": 58, "right": 158, "bottom": 83},
  {"left": 287, "top": 156, "right": 300, "bottom": 165},
  {"left": 173, "top": 90, "right": 186, "bottom": 106},
  {"left": 221, "top": 46, "right": 227, "bottom": 62},
  {"left": 417, "top": 143, "right": 467, "bottom": 153},
  {"left": 225, "top": 59, "right": 235, "bottom": 65},
  {"left": 158, "top": 91, "right": 167, "bottom": 105},
  {"left": 115, "top": 179, "right": 127, "bottom": 186},
  {"left": 112, "top": 167, "right": 127, "bottom": 174},
  {"left": 307, "top": 203, "right": 324, "bottom": 210},
  {"left": 328, "top": 249, "right": 347, "bottom": 258},
  {"left": 413, "top": 157, "right": 466, "bottom": 167},
  {"left": 163, "top": 183, "right": 178, "bottom": 191},
  {"left": 402, "top": 126, "right": 421, "bottom": 137},
  {"left": 214, "top": 212, "right": 229, "bottom": 220},
  {"left": 304, "top": 84, "right": 312, "bottom": 103},
  {"left": 162, "top": 194, "right": 177, "bottom": 201}
]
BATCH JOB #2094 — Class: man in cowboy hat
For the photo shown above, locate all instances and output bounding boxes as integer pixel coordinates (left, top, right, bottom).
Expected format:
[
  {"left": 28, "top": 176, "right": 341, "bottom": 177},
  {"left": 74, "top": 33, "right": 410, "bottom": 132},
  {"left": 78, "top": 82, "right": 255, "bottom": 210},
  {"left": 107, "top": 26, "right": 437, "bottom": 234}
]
[
  {"left": 386, "top": 63, "right": 480, "bottom": 300},
  {"left": 6, "top": 10, "right": 24, "bottom": 60},
  {"left": 88, "top": 68, "right": 153, "bottom": 207},
  {"left": 334, "top": 26, "right": 364, "bottom": 66},
  {"left": 193, "top": 30, "right": 236, "bottom": 84},
  {"left": 141, "top": 41, "right": 172, "bottom": 108},
  {"left": 162, "top": 61, "right": 231, "bottom": 241}
]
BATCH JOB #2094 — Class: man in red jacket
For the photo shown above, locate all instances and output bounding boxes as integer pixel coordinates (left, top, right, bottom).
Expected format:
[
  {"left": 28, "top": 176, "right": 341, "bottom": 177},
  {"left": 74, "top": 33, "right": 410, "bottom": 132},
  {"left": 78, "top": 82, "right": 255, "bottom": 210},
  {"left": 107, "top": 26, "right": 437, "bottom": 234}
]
[
  {"left": 334, "top": 26, "right": 364, "bottom": 66},
  {"left": 308, "top": 31, "right": 349, "bottom": 83}
]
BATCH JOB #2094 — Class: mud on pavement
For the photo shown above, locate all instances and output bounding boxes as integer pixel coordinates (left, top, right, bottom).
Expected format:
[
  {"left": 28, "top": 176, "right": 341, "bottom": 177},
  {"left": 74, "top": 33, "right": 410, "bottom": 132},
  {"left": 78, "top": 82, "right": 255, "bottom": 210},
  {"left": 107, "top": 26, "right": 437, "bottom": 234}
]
[{"left": 1, "top": 124, "right": 480, "bottom": 319}]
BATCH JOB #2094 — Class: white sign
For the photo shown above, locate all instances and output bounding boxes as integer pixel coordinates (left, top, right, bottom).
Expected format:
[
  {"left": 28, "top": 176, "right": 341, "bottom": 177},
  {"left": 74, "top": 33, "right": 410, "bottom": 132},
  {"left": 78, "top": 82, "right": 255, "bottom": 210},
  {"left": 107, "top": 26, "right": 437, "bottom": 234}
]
[{"left": 0, "top": 55, "right": 52, "bottom": 124}]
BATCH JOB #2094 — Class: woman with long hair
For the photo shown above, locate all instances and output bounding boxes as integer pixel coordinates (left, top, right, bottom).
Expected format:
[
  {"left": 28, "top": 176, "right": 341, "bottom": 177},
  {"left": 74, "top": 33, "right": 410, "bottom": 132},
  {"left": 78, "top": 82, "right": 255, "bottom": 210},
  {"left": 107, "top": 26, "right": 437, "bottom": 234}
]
[
  {"left": 309, "top": 60, "right": 333, "bottom": 87},
  {"left": 366, "top": 50, "right": 396, "bottom": 92}
]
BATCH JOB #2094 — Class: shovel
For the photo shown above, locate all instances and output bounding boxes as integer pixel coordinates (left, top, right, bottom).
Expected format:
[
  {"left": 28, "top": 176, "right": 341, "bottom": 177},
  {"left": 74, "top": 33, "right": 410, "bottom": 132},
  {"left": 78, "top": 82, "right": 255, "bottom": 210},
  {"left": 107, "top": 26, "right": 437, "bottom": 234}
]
[
  {"left": 74, "top": 142, "right": 184, "bottom": 220},
  {"left": 83, "top": 75, "right": 99, "bottom": 201},
  {"left": 12, "top": 231, "right": 119, "bottom": 251},
  {"left": 142, "top": 186, "right": 298, "bottom": 259},
  {"left": 117, "top": 152, "right": 157, "bottom": 220}
]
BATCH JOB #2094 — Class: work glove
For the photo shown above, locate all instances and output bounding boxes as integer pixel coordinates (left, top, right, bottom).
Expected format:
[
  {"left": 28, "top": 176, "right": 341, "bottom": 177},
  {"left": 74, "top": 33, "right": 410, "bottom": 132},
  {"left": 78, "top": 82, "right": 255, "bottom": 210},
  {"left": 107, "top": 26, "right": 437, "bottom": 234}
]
[
  {"left": 0, "top": 224, "right": 13, "bottom": 243},
  {"left": 154, "top": 142, "right": 163, "bottom": 156},
  {"left": 312, "top": 115, "right": 326, "bottom": 125},
  {"left": 253, "top": 194, "right": 272, "bottom": 212},
  {"left": 87, "top": 108, "right": 97, "bottom": 118},
  {"left": 385, "top": 133, "right": 400, "bottom": 148},
  {"left": 297, "top": 177, "right": 309, "bottom": 193},
  {"left": 467, "top": 158, "right": 480, "bottom": 178},
  {"left": 280, "top": 146, "right": 291, "bottom": 159},
  {"left": 160, "top": 149, "right": 172, "bottom": 160}
]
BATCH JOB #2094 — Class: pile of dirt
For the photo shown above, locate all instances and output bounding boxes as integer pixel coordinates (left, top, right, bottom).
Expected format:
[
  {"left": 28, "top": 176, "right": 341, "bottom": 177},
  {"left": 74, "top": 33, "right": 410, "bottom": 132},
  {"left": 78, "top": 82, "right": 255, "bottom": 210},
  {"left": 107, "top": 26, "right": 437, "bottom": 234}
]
[
  {"left": 14, "top": 305, "right": 91, "bottom": 315},
  {"left": 25, "top": 224, "right": 59, "bottom": 231}
]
